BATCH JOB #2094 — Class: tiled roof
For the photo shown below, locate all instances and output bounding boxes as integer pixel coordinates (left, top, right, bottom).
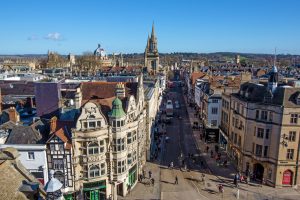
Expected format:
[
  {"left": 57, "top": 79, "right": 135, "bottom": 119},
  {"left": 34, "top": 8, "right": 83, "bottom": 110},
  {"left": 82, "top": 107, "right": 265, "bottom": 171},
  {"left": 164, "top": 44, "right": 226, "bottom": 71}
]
[
  {"left": 81, "top": 82, "right": 138, "bottom": 101},
  {"left": 191, "top": 72, "right": 206, "bottom": 85},
  {"left": 47, "top": 128, "right": 72, "bottom": 150}
]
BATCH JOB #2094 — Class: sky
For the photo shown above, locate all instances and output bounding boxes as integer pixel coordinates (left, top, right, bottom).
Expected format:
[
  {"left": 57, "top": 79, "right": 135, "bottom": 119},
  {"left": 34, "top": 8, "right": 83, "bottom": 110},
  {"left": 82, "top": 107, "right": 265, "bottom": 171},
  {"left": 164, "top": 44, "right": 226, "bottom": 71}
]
[{"left": 0, "top": 0, "right": 300, "bottom": 55}]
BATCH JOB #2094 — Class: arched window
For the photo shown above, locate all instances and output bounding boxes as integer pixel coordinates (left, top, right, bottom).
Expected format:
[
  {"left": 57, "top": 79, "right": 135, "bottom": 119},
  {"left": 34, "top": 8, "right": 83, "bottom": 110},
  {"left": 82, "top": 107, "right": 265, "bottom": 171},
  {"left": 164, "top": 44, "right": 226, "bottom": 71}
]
[
  {"left": 89, "top": 165, "right": 100, "bottom": 178},
  {"left": 88, "top": 142, "right": 99, "bottom": 155}
]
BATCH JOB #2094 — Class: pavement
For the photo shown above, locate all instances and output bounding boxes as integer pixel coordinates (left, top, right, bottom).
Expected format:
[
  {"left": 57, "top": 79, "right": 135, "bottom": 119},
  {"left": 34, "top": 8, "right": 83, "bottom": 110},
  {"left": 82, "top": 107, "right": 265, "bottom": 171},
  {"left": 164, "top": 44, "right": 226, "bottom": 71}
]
[{"left": 119, "top": 74, "right": 300, "bottom": 200}]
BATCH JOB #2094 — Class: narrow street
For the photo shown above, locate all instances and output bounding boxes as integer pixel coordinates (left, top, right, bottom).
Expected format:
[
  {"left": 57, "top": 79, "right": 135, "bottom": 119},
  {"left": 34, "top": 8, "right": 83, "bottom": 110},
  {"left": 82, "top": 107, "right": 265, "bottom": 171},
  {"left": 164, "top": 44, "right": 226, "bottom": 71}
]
[
  {"left": 159, "top": 84, "right": 210, "bottom": 200},
  {"left": 121, "top": 71, "right": 300, "bottom": 200}
]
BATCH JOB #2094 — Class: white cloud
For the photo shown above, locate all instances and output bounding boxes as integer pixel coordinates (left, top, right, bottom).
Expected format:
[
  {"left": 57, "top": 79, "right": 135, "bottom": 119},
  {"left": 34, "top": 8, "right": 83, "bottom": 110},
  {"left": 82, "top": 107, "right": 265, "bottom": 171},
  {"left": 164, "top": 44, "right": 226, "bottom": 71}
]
[
  {"left": 27, "top": 35, "right": 39, "bottom": 40},
  {"left": 45, "top": 32, "right": 63, "bottom": 41}
]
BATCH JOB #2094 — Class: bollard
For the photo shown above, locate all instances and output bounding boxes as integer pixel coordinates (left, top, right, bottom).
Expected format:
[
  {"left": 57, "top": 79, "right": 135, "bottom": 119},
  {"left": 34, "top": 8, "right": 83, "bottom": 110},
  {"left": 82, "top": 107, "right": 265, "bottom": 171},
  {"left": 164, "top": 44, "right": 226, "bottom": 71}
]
[{"left": 236, "top": 189, "right": 239, "bottom": 199}]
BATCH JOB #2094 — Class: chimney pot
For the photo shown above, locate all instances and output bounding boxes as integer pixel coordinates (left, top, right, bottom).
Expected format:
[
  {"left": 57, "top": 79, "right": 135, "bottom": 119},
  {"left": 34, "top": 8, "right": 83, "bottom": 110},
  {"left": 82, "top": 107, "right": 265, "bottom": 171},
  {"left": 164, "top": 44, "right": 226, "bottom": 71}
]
[{"left": 50, "top": 116, "right": 58, "bottom": 133}]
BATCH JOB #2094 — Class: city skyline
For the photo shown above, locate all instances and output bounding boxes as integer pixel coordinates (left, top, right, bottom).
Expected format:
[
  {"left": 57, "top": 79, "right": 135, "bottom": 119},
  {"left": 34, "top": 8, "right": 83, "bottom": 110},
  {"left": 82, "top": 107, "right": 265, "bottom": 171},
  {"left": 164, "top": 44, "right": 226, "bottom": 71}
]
[{"left": 1, "top": 0, "right": 300, "bottom": 55}]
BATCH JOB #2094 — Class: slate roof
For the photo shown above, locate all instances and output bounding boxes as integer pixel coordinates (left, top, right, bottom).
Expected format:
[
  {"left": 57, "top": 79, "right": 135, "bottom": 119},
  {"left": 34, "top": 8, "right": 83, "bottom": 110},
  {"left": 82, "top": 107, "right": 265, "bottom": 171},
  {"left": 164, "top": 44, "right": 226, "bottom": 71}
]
[
  {"left": 235, "top": 82, "right": 300, "bottom": 107},
  {"left": 0, "top": 81, "right": 35, "bottom": 96},
  {"left": 5, "top": 126, "right": 42, "bottom": 144}
]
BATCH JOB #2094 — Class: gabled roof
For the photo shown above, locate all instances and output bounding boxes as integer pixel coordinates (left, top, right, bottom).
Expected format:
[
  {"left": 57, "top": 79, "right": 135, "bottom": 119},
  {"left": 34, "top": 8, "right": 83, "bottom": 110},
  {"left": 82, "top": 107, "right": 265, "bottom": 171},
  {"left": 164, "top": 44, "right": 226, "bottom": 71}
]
[
  {"left": 47, "top": 127, "right": 72, "bottom": 150},
  {"left": 190, "top": 72, "right": 206, "bottom": 85}
]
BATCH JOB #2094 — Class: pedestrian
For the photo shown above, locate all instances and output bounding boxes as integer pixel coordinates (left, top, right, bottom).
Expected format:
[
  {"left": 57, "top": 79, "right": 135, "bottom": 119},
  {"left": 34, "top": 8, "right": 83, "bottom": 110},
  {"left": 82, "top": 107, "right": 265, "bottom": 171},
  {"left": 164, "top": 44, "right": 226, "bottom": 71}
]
[
  {"left": 246, "top": 176, "right": 250, "bottom": 184},
  {"left": 149, "top": 170, "right": 152, "bottom": 179},
  {"left": 215, "top": 145, "right": 219, "bottom": 153},
  {"left": 175, "top": 175, "right": 178, "bottom": 184},
  {"left": 200, "top": 160, "right": 204, "bottom": 168},
  {"left": 128, "top": 184, "right": 131, "bottom": 194},
  {"left": 169, "top": 161, "right": 174, "bottom": 169},
  {"left": 206, "top": 145, "right": 209, "bottom": 153},
  {"left": 240, "top": 175, "right": 244, "bottom": 183},
  {"left": 142, "top": 169, "right": 145, "bottom": 178},
  {"left": 223, "top": 160, "right": 227, "bottom": 167},
  {"left": 139, "top": 174, "right": 143, "bottom": 182},
  {"left": 210, "top": 150, "right": 214, "bottom": 158},
  {"left": 218, "top": 184, "right": 224, "bottom": 193},
  {"left": 201, "top": 173, "right": 205, "bottom": 182}
]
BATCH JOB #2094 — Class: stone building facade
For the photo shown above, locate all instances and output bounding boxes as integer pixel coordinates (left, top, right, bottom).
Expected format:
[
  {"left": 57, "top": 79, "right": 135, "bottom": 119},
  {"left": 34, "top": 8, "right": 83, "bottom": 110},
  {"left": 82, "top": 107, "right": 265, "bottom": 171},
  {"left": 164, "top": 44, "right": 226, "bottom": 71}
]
[
  {"left": 72, "top": 78, "right": 147, "bottom": 199},
  {"left": 223, "top": 66, "right": 300, "bottom": 187}
]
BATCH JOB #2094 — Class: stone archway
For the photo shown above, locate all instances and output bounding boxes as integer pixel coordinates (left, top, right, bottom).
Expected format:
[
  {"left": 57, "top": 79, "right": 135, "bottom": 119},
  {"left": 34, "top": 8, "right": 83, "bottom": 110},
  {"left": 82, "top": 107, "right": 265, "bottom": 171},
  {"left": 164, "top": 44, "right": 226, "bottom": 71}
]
[{"left": 282, "top": 170, "right": 293, "bottom": 185}]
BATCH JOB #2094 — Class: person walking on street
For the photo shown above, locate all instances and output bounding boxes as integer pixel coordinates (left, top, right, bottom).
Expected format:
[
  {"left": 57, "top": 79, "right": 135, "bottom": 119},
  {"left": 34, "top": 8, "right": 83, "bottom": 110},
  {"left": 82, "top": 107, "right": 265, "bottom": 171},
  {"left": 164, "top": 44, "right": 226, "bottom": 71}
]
[
  {"left": 142, "top": 169, "right": 145, "bottom": 178},
  {"left": 128, "top": 184, "right": 131, "bottom": 194},
  {"left": 148, "top": 170, "right": 152, "bottom": 179},
  {"left": 201, "top": 173, "right": 206, "bottom": 182},
  {"left": 175, "top": 175, "right": 178, "bottom": 184},
  {"left": 169, "top": 161, "right": 174, "bottom": 169}
]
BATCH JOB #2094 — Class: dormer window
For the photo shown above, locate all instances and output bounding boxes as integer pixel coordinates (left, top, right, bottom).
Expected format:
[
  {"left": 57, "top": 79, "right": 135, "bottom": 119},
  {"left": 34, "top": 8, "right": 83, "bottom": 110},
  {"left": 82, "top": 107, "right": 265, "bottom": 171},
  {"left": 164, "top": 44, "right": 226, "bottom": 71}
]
[{"left": 297, "top": 96, "right": 300, "bottom": 105}]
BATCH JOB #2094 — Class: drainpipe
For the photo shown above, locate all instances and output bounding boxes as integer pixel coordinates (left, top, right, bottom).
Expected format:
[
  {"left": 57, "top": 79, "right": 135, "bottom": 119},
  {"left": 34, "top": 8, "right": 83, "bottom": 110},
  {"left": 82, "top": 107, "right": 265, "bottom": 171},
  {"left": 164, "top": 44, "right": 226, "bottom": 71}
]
[{"left": 295, "top": 132, "right": 300, "bottom": 185}]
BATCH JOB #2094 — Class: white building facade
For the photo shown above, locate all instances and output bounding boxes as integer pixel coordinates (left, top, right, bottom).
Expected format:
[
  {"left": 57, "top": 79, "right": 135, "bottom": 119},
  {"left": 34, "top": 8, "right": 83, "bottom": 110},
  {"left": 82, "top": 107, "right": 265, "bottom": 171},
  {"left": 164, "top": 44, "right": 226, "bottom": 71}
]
[{"left": 0, "top": 144, "right": 48, "bottom": 185}]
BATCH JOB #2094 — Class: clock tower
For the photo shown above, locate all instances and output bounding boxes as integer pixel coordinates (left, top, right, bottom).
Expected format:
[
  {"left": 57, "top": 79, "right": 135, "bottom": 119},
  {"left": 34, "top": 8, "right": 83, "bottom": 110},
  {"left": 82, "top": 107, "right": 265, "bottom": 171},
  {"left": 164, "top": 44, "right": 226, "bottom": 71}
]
[{"left": 144, "top": 23, "right": 159, "bottom": 75}]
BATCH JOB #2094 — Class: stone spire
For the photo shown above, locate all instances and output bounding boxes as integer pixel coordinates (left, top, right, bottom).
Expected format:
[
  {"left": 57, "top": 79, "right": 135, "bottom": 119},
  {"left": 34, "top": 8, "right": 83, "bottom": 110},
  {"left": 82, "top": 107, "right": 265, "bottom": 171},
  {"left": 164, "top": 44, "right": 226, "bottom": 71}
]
[
  {"left": 151, "top": 22, "right": 156, "bottom": 39},
  {"left": 268, "top": 49, "right": 278, "bottom": 93}
]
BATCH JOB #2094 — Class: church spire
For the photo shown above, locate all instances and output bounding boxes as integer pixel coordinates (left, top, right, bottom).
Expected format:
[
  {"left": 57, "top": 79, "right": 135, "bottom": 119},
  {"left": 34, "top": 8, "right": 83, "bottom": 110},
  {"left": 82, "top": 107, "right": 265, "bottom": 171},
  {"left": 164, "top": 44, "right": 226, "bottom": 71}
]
[{"left": 151, "top": 22, "right": 156, "bottom": 39}]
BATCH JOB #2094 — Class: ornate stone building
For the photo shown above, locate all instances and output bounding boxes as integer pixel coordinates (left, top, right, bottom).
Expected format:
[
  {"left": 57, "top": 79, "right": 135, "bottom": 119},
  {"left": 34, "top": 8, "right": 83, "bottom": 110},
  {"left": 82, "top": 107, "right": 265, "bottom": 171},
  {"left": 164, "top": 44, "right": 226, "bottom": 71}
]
[
  {"left": 144, "top": 23, "right": 159, "bottom": 75},
  {"left": 223, "top": 66, "right": 300, "bottom": 187},
  {"left": 72, "top": 77, "right": 147, "bottom": 199}
]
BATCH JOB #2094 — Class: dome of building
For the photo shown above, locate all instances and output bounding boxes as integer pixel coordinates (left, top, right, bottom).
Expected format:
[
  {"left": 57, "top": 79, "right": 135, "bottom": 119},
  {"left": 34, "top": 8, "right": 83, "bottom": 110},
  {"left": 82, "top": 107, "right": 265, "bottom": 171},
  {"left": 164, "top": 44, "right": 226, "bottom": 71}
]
[
  {"left": 94, "top": 44, "right": 106, "bottom": 57},
  {"left": 110, "top": 97, "right": 126, "bottom": 118}
]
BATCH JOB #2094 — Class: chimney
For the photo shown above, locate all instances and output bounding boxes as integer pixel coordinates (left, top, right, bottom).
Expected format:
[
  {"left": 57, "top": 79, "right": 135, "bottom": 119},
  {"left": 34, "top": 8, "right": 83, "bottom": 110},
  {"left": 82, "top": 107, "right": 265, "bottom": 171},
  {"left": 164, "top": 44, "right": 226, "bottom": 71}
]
[
  {"left": 50, "top": 116, "right": 58, "bottom": 133},
  {"left": 8, "top": 107, "right": 19, "bottom": 123},
  {"left": 115, "top": 83, "right": 126, "bottom": 98}
]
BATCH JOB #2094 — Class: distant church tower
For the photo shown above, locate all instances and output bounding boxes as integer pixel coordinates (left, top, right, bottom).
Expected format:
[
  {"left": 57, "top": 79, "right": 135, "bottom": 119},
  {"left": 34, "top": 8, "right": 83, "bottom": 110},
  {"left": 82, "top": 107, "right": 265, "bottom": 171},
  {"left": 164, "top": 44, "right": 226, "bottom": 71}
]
[{"left": 145, "top": 23, "right": 159, "bottom": 75}]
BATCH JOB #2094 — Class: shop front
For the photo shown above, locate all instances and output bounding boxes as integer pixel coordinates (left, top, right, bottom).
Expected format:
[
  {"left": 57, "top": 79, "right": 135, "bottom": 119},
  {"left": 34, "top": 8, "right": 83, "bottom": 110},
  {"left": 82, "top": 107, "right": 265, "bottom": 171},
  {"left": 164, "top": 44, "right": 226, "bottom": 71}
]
[
  {"left": 128, "top": 165, "right": 137, "bottom": 186},
  {"left": 204, "top": 128, "right": 219, "bottom": 143},
  {"left": 282, "top": 170, "right": 293, "bottom": 186},
  {"left": 83, "top": 180, "right": 106, "bottom": 200}
]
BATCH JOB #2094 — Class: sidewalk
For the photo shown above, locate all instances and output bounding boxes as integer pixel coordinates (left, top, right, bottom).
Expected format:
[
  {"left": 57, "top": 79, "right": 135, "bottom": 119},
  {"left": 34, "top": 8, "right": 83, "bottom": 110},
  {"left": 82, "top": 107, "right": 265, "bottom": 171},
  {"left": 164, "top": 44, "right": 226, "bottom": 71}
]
[
  {"left": 183, "top": 95, "right": 237, "bottom": 179},
  {"left": 118, "top": 162, "right": 161, "bottom": 200},
  {"left": 183, "top": 95, "right": 300, "bottom": 200}
]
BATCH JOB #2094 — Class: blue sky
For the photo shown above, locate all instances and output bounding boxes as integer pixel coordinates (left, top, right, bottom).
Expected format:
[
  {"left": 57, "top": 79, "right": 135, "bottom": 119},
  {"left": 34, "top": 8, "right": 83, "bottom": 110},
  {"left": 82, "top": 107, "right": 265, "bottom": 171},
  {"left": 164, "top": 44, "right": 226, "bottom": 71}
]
[{"left": 0, "top": 0, "right": 300, "bottom": 55}]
